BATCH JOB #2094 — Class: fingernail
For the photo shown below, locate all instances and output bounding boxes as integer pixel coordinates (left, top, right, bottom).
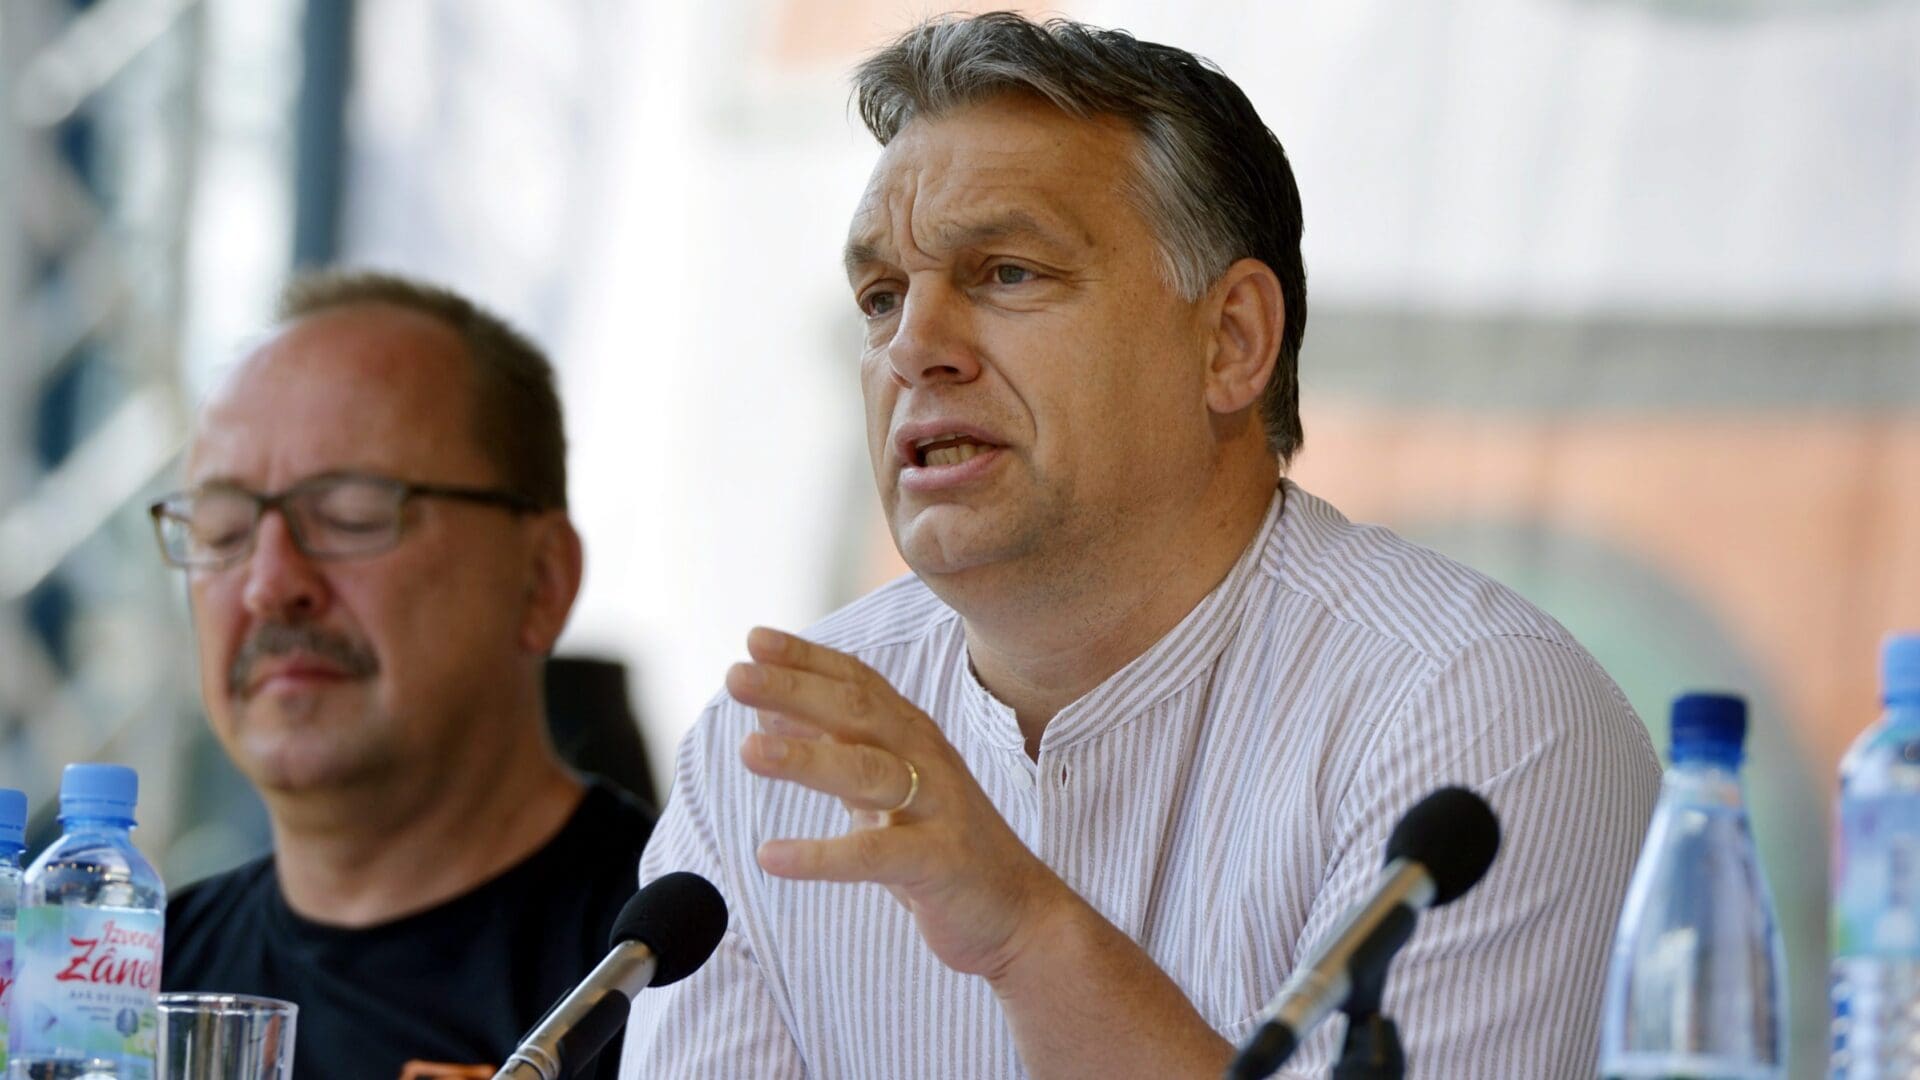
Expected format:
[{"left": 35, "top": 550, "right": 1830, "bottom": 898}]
[
  {"left": 751, "top": 626, "right": 788, "bottom": 656},
  {"left": 732, "top": 662, "right": 766, "bottom": 689},
  {"left": 754, "top": 733, "right": 788, "bottom": 762},
  {"left": 757, "top": 840, "right": 793, "bottom": 875}
]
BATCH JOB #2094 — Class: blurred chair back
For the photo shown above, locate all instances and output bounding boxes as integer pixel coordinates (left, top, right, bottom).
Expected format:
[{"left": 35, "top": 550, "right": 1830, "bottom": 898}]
[{"left": 543, "top": 655, "right": 657, "bottom": 811}]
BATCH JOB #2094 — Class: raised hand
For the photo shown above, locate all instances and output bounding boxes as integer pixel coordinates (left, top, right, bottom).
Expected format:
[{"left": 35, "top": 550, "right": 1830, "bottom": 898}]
[{"left": 727, "top": 626, "right": 1074, "bottom": 980}]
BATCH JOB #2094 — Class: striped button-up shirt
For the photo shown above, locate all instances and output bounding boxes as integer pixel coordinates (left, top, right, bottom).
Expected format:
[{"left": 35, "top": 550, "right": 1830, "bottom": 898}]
[{"left": 619, "top": 482, "right": 1661, "bottom": 1078}]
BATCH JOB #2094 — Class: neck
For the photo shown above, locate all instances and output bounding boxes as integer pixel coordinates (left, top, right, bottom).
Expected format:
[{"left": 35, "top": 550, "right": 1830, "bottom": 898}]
[
  {"left": 955, "top": 467, "right": 1279, "bottom": 757},
  {"left": 263, "top": 714, "right": 582, "bottom": 927}
]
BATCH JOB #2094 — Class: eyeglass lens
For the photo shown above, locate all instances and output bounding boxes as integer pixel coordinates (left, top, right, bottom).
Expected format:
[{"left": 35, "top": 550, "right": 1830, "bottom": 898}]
[{"left": 163, "top": 478, "right": 409, "bottom": 565}]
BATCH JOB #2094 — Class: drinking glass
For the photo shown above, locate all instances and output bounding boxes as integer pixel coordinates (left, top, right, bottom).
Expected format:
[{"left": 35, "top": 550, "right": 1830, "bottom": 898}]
[{"left": 156, "top": 993, "right": 296, "bottom": 1080}]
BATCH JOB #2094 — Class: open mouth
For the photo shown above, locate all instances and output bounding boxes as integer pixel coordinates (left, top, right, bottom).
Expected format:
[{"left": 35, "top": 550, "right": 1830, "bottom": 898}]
[{"left": 912, "top": 434, "right": 995, "bottom": 467}]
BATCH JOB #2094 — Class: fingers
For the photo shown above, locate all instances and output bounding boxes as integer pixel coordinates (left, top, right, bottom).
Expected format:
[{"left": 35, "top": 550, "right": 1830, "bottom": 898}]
[
  {"left": 727, "top": 640, "right": 914, "bottom": 748},
  {"left": 731, "top": 627, "right": 935, "bottom": 820},
  {"left": 755, "top": 709, "right": 822, "bottom": 740},
  {"left": 746, "top": 626, "right": 869, "bottom": 682},
  {"left": 758, "top": 829, "right": 920, "bottom": 884},
  {"left": 742, "top": 731, "right": 919, "bottom": 814}
]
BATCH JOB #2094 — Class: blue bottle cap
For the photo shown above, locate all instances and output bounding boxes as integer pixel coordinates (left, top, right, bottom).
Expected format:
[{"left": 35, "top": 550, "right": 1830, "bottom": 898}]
[
  {"left": 1669, "top": 692, "right": 1746, "bottom": 767},
  {"left": 1883, "top": 632, "right": 1920, "bottom": 705},
  {"left": 59, "top": 763, "right": 138, "bottom": 824},
  {"left": 0, "top": 788, "right": 25, "bottom": 848}
]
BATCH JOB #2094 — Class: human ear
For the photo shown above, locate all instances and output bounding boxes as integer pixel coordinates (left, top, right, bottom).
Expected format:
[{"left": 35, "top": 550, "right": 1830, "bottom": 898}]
[
  {"left": 1202, "top": 258, "right": 1283, "bottom": 417},
  {"left": 519, "top": 515, "right": 584, "bottom": 654}
]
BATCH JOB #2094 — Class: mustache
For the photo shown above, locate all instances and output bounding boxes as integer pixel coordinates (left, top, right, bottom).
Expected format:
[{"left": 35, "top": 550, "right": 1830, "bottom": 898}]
[{"left": 229, "top": 622, "right": 379, "bottom": 695}]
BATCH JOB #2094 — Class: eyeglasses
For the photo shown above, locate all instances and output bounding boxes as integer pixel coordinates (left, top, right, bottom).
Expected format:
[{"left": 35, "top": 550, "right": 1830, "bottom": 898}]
[{"left": 148, "top": 472, "right": 543, "bottom": 570}]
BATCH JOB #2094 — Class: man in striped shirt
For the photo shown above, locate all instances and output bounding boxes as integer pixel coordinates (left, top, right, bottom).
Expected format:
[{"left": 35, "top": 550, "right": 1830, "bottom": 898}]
[{"left": 621, "top": 13, "right": 1660, "bottom": 1079}]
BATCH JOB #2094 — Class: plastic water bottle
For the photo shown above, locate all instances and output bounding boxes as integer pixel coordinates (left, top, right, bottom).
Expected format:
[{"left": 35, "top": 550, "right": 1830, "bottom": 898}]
[
  {"left": 1599, "top": 692, "right": 1787, "bottom": 1079},
  {"left": 1831, "top": 631, "right": 1920, "bottom": 1077},
  {"left": 0, "top": 787, "right": 28, "bottom": 1075},
  {"left": 10, "top": 765, "right": 165, "bottom": 1080}
]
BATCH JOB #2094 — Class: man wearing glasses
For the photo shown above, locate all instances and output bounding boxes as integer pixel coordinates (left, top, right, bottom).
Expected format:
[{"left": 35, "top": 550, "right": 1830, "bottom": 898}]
[{"left": 152, "top": 271, "right": 652, "bottom": 1080}]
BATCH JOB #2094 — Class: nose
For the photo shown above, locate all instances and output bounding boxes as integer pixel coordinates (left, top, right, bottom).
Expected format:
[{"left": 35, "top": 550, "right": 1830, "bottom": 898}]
[
  {"left": 886, "top": 280, "right": 982, "bottom": 387},
  {"left": 240, "top": 510, "right": 330, "bottom": 623}
]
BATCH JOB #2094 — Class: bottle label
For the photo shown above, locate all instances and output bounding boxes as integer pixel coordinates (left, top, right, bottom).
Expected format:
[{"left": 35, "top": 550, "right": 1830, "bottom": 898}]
[
  {"left": 1834, "top": 792, "right": 1920, "bottom": 958},
  {"left": 11, "top": 904, "right": 161, "bottom": 1074},
  {"left": 1, "top": 927, "right": 13, "bottom": 1070}
]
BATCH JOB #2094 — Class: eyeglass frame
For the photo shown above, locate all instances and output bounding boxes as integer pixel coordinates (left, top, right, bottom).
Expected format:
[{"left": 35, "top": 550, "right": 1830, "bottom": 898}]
[{"left": 147, "top": 470, "right": 546, "bottom": 571}]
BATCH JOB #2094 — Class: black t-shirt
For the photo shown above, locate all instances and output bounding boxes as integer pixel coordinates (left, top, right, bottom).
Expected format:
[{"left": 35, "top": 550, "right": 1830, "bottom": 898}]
[{"left": 163, "top": 781, "right": 654, "bottom": 1080}]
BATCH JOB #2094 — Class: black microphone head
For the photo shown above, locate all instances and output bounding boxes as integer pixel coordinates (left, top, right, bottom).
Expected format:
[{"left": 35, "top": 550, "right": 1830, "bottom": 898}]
[
  {"left": 1384, "top": 786, "right": 1501, "bottom": 907},
  {"left": 612, "top": 871, "right": 729, "bottom": 987}
]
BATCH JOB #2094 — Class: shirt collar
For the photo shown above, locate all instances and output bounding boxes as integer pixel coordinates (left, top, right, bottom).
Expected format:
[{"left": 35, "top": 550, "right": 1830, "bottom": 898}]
[{"left": 957, "top": 483, "right": 1288, "bottom": 755}]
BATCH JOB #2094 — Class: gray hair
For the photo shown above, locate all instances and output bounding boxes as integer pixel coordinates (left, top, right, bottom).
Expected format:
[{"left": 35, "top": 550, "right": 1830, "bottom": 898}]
[
  {"left": 854, "top": 12, "right": 1308, "bottom": 461},
  {"left": 276, "top": 269, "right": 570, "bottom": 510}
]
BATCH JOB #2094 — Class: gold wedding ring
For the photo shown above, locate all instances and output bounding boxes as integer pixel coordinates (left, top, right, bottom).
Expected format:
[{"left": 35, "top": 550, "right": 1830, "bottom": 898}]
[{"left": 884, "top": 758, "right": 921, "bottom": 817}]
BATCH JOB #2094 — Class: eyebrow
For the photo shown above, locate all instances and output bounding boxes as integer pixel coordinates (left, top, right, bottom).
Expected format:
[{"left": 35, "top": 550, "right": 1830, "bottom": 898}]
[
  {"left": 842, "top": 209, "right": 1083, "bottom": 278},
  {"left": 184, "top": 469, "right": 381, "bottom": 496},
  {"left": 842, "top": 239, "right": 882, "bottom": 278}
]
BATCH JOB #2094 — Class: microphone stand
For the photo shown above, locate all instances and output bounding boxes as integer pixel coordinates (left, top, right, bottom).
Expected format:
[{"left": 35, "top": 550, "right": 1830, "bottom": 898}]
[{"left": 1329, "top": 922, "right": 1407, "bottom": 1080}]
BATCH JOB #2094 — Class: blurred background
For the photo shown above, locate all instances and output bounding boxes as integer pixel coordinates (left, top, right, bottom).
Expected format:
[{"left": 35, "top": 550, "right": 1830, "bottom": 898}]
[{"left": 2, "top": 0, "right": 1916, "bottom": 1071}]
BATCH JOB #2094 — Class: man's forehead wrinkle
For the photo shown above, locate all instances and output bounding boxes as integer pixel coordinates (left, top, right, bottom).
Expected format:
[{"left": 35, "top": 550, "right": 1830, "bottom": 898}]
[
  {"left": 842, "top": 165, "right": 923, "bottom": 272},
  {"left": 927, "top": 209, "right": 1058, "bottom": 251},
  {"left": 908, "top": 172, "right": 1094, "bottom": 260},
  {"left": 844, "top": 172, "right": 895, "bottom": 274},
  {"left": 847, "top": 127, "right": 1107, "bottom": 272}
]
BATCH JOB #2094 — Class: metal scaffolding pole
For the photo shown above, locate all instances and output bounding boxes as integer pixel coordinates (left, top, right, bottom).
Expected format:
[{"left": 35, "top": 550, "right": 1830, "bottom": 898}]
[{"left": 0, "top": 0, "right": 209, "bottom": 847}]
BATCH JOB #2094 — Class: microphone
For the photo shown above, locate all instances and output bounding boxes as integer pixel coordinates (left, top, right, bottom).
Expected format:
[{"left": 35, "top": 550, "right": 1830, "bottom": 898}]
[
  {"left": 493, "top": 871, "right": 728, "bottom": 1080},
  {"left": 1226, "top": 787, "right": 1501, "bottom": 1080}
]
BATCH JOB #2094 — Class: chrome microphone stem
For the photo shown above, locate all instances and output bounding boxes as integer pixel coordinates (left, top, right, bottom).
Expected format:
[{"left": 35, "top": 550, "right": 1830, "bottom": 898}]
[
  {"left": 496, "top": 1045, "right": 561, "bottom": 1080},
  {"left": 1258, "top": 859, "right": 1436, "bottom": 1051},
  {"left": 489, "top": 944, "right": 658, "bottom": 1080}
]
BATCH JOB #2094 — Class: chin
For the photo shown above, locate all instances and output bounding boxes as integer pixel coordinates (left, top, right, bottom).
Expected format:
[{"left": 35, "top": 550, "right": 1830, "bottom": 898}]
[
  {"left": 895, "top": 520, "right": 1022, "bottom": 579},
  {"left": 226, "top": 703, "right": 384, "bottom": 793},
  {"left": 241, "top": 739, "right": 380, "bottom": 794}
]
